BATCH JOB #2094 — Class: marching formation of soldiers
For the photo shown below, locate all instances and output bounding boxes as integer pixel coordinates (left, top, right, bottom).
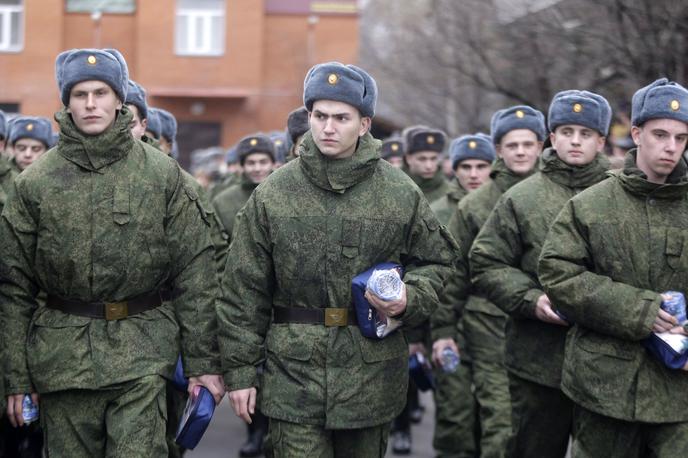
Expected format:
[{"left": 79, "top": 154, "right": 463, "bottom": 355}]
[{"left": 0, "top": 45, "right": 688, "bottom": 458}]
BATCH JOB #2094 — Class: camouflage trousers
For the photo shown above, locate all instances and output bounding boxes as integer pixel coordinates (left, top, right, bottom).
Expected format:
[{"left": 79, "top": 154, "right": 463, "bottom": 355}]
[
  {"left": 507, "top": 373, "right": 572, "bottom": 458},
  {"left": 165, "top": 383, "right": 188, "bottom": 458},
  {"left": 571, "top": 405, "right": 688, "bottom": 458},
  {"left": 268, "top": 418, "right": 390, "bottom": 457},
  {"left": 433, "top": 325, "right": 479, "bottom": 458},
  {"left": 463, "top": 310, "right": 511, "bottom": 458},
  {"left": 40, "top": 375, "right": 168, "bottom": 458}
]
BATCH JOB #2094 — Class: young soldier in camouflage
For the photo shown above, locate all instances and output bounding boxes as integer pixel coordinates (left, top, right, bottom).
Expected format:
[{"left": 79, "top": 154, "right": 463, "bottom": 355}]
[
  {"left": 7, "top": 117, "right": 53, "bottom": 172},
  {"left": 431, "top": 105, "right": 546, "bottom": 458},
  {"left": 429, "top": 133, "right": 494, "bottom": 458},
  {"left": 220, "top": 62, "right": 459, "bottom": 457},
  {"left": 539, "top": 79, "right": 688, "bottom": 456},
  {"left": 471, "top": 90, "right": 612, "bottom": 457},
  {"left": 381, "top": 137, "right": 404, "bottom": 169},
  {"left": 0, "top": 48, "right": 224, "bottom": 457}
]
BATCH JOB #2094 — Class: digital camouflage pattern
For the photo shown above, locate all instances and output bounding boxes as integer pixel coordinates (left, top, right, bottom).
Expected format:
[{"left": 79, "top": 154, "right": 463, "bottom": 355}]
[
  {"left": 40, "top": 375, "right": 167, "bottom": 457},
  {"left": 539, "top": 150, "right": 688, "bottom": 423},
  {"left": 212, "top": 173, "right": 258, "bottom": 239},
  {"left": 471, "top": 149, "right": 610, "bottom": 387},
  {"left": 0, "top": 106, "right": 221, "bottom": 396},
  {"left": 0, "top": 156, "right": 17, "bottom": 214},
  {"left": 429, "top": 177, "right": 468, "bottom": 228},
  {"left": 431, "top": 157, "right": 534, "bottom": 457},
  {"left": 208, "top": 172, "right": 240, "bottom": 200},
  {"left": 405, "top": 166, "right": 449, "bottom": 205},
  {"left": 218, "top": 131, "right": 459, "bottom": 429}
]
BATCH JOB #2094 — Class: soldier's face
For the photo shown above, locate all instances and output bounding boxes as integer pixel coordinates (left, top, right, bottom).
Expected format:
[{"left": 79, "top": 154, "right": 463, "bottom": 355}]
[
  {"left": 406, "top": 151, "right": 440, "bottom": 178},
  {"left": 68, "top": 80, "right": 122, "bottom": 136},
  {"left": 496, "top": 129, "right": 542, "bottom": 175},
  {"left": 126, "top": 104, "right": 147, "bottom": 140},
  {"left": 159, "top": 137, "right": 172, "bottom": 155},
  {"left": 243, "top": 152, "right": 274, "bottom": 184},
  {"left": 632, "top": 118, "right": 688, "bottom": 183},
  {"left": 386, "top": 156, "right": 404, "bottom": 168},
  {"left": 551, "top": 124, "right": 605, "bottom": 166},
  {"left": 455, "top": 159, "right": 491, "bottom": 192},
  {"left": 13, "top": 138, "right": 47, "bottom": 171},
  {"left": 310, "top": 100, "right": 371, "bottom": 159}
]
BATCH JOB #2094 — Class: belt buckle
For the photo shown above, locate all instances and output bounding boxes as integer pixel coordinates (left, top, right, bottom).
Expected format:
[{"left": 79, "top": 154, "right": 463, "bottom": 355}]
[
  {"left": 324, "top": 308, "right": 348, "bottom": 327},
  {"left": 105, "top": 301, "right": 129, "bottom": 320}
]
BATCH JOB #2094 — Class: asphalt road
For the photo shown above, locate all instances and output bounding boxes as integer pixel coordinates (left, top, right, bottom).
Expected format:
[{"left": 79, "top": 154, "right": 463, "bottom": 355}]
[{"left": 187, "top": 391, "right": 436, "bottom": 458}]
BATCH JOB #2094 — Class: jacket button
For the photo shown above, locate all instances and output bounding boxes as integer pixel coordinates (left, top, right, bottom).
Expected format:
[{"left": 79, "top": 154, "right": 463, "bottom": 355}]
[{"left": 648, "top": 198, "right": 656, "bottom": 206}]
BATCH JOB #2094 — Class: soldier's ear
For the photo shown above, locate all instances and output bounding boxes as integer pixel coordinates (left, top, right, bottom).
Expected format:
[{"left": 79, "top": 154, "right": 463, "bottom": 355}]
[{"left": 359, "top": 116, "right": 371, "bottom": 136}]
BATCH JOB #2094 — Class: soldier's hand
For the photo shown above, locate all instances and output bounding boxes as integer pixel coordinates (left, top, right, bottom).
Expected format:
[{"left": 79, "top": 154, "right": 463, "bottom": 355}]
[
  {"left": 534, "top": 294, "right": 568, "bottom": 326},
  {"left": 364, "top": 284, "right": 407, "bottom": 318},
  {"left": 6, "top": 392, "right": 38, "bottom": 428},
  {"left": 188, "top": 374, "right": 226, "bottom": 404},
  {"left": 229, "top": 387, "right": 257, "bottom": 424},
  {"left": 653, "top": 308, "right": 678, "bottom": 333},
  {"left": 409, "top": 342, "right": 426, "bottom": 356},
  {"left": 432, "top": 338, "right": 459, "bottom": 367}
]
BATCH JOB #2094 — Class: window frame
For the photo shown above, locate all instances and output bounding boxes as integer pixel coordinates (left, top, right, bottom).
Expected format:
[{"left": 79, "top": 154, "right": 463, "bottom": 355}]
[
  {"left": 0, "top": 0, "right": 24, "bottom": 53},
  {"left": 175, "top": 0, "right": 225, "bottom": 57}
]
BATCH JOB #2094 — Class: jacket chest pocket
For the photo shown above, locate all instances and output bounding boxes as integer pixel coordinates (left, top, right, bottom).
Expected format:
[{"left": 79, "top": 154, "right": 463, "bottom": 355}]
[
  {"left": 112, "top": 185, "right": 130, "bottom": 226},
  {"left": 665, "top": 227, "right": 688, "bottom": 271},
  {"left": 340, "top": 218, "right": 404, "bottom": 261},
  {"left": 341, "top": 219, "right": 361, "bottom": 258}
]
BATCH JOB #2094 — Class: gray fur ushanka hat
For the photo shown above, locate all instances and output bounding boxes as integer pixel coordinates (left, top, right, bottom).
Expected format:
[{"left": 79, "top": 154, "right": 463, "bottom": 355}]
[
  {"left": 632, "top": 78, "right": 688, "bottom": 127},
  {"left": 450, "top": 133, "right": 496, "bottom": 169},
  {"left": 9, "top": 116, "right": 53, "bottom": 148},
  {"left": 55, "top": 48, "right": 129, "bottom": 106},
  {"left": 303, "top": 62, "right": 377, "bottom": 117},
  {"left": 491, "top": 105, "right": 547, "bottom": 145},
  {"left": 125, "top": 80, "right": 148, "bottom": 120},
  {"left": 548, "top": 90, "right": 612, "bottom": 136}
]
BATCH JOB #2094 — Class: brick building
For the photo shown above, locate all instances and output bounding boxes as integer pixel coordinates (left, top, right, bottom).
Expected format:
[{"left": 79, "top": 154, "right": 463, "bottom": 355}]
[{"left": 0, "top": 0, "right": 359, "bottom": 168}]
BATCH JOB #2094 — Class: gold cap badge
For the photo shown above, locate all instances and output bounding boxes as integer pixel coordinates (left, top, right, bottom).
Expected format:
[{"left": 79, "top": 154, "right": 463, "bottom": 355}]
[
  {"left": 391, "top": 143, "right": 399, "bottom": 152},
  {"left": 275, "top": 140, "right": 282, "bottom": 146},
  {"left": 427, "top": 135, "right": 435, "bottom": 145},
  {"left": 515, "top": 110, "right": 525, "bottom": 119},
  {"left": 573, "top": 103, "right": 583, "bottom": 113},
  {"left": 671, "top": 100, "right": 680, "bottom": 111},
  {"left": 468, "top": 140, "right": 477, "bottom": 149},
  {"left": 26, "top": 123, "right": 34, "bottom": 132},
  {"left": 328, "top": 73, "right": 338, "bottom": 85},
  {"left": 250, "top": 138, "right": 258, "bottom": 146},
  {"left": 87, "top": 55, "right": 97, "bottom": 65}
]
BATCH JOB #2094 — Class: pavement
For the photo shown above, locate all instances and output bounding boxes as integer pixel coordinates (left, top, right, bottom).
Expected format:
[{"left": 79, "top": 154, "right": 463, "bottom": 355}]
[{"left": 187, "top": 390, "right": 436, "bottom": 458}]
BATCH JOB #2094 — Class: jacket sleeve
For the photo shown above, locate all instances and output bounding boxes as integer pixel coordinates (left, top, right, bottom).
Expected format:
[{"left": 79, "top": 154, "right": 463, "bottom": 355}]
[
  {"left": 0, "top": 179, "right": 40, "bottom": 394},
  {"left": 401, "top": 196, "right": 461, "bottom": 329},
  {"left": 430, "top": 202, "right": 470, "bottom": 340},
  {"left": 217, "top": 193, "right": 275, "bottom": 391},
  {"left": 166, "top": 165, "right": 222, "bottom": 377},
  {"left": 538, "top": 199, "right": 659, "bottom": 341},
  {"left": 471, "top": 195, "right": 541, "bottom": 319}
]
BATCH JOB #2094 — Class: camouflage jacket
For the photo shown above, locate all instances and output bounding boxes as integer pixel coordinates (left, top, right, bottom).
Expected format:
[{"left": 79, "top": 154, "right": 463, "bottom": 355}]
[
  {"left": 406, "top": 166, "right": 449, "bottom": 204},
  {"left": 431, "top": 158, "right": 531, "bottom": 341},
  {"left": 430, "top": 178, "right": 468, "bottom": 226},
  {"left": 539, "top": 150, "right": 688, "bottom": 422},
  {"left": 0, "top": 156, "right": 17, "bottom": 214},
  {"left": 0, "top": 107, "right": 221, "bottom": 394},
  {"left": 471, "top": 149, "right": 610, "bottom": 387},
  {"left": 218, "top": 131, "right": 459, "bottom": 428},
  {"left": 212, "top": 173, "right": 258, "bottom": 239}
]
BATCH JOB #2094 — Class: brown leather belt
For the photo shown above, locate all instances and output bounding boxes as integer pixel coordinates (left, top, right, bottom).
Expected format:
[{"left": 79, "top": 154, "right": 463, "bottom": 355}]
[
  {"left": 273, "top": 306, "right": 358, "bottom": 327},
  {"left": 46, "top": 291, "right": 163, "bottom": 320}
]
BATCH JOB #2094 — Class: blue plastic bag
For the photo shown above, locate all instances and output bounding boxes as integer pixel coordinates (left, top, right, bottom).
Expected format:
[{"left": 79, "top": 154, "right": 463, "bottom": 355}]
[
  {"left": 175, "top": 385, "right": 216, "bottom": 450},
  {"left": 351, "top": 262, "right": 404, "bottom": 339}
]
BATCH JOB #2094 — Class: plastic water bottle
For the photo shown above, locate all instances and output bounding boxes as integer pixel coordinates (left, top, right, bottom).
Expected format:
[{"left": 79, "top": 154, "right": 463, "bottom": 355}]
[
  {"left": 22, "top": 394, "right": 39, "bottom": 424},
  {"left": 662, "top": 291, "right": 687, "bottom": 323},
  {"left": 441, "top": 347, "right": 460, "bottom": 373}
]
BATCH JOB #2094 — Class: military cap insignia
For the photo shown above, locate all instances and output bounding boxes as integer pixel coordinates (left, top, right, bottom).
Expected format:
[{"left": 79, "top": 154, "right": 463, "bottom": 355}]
[
  {"left": 328, "top": 73, "right": 338, "bottom": 85},
  {"left": 275, "top": 140, "right": 283, "bottom": 146},
  {"left": 249, "top": 138, "right": 258, "bottom": 146},
  {"left": 26, "top": 123, "right": 34, "bottom": 132},
  {"left": 671, "top": 100, "right": 680, "bottom": 111},
  {"left": 427, "top": 135, "right": 435, "bottom": 145},
  {"left": 468, "top": 140, "right": 477, "bottom": 149},
  {"left": 515, "top": 110, "right": 525, "bottom": 119},
  {"left": 87, "top": 55, "right": 97, "bottom": 65},
  {"left": 391, "top": 143, "right": 399, "bottom": 152},
  {"left": 573, "top": 103, "right": 583, "bottom": 113}
]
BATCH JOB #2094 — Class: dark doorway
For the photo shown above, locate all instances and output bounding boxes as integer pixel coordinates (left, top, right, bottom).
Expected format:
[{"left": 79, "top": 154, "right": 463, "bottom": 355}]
[{"left": 176, "top": 121, "right": 222, "bottom": 171}]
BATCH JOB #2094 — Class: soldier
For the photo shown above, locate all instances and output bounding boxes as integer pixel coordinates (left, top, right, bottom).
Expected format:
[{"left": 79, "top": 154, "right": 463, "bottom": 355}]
[
  {"left": 7, "top": 117, "right": 53, "bottom": 172},
  {"left": 0, "top": 48, "right": 224, "bottom": 457},
  {"left": 404, "top": 126, "right": 449, "bottom": 204},
  {"left": 381, "top": 137, "right": 404, "bottom": 169},
  {"left": 124, "top": 80, "right": 148, "bottom": 141},
  {"left": 0, "top": 109, "right": 15, "bottom": 211},
  {"left": 190, "top": 147, "right": 226, "bottom": 191},
  {"left": 285, "top": 106, "right": 310, "bottom": 161},
  {"left": 219, "top": 61, "right": 459, "bottom": 456},
  {"left": 471, "top": 91, "right": 612, "bottom": 457},
  {"left": 429, "top": 133, "right": 494, "bottom": 458},
  {"left": 269, "top": 131, "right": 289, "bottom": 168},
  {"left": 539, "top": 79, "right": 688, "bottom": 456},
  {"left": 146, "top": 107, "right": 163, "bottom": 147},
  {"left": 209, "top": 145, "right": 242, "bottom": 200},
  {"left": 157, "top": 108, "right": 177, "bottom": 156},
  {"left": 432, "top": 105, "right": 546, "bottom": 458},
  {"left": 430, "top": 133, "right": 494, "bottom": 225},
  {"left": 212, "top": 133, "right": 275, "bottom": 239}
]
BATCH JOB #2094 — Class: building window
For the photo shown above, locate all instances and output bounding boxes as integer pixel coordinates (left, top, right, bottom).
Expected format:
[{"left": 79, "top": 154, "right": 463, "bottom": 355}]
[
  {"left": 0, "top": 0, "right": 23, "bottom": 52},
  {"left": 65, "top": 0, "right": 136, "bottom": 14},
  {"left": 175, "top": 0, "right": 225, "bottom": 56}
]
